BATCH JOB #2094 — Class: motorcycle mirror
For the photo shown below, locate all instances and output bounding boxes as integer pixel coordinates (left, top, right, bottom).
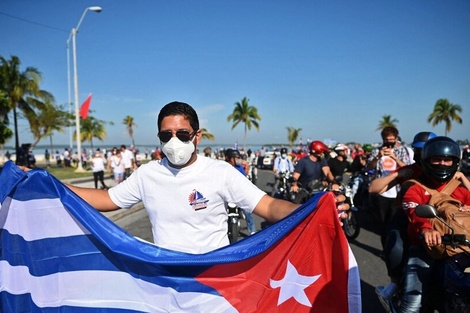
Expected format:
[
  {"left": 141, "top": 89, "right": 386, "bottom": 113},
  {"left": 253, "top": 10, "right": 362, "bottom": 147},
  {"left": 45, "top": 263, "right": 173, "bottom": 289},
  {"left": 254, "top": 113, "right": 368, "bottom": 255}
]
[{"left": 415, "top": 204, "right": 438, "bottom": 218}]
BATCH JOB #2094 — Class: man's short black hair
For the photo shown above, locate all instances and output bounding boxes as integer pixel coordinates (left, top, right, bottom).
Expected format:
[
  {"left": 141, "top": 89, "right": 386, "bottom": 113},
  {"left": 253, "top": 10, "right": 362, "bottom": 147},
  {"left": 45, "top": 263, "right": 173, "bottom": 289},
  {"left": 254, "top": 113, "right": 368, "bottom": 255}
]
[{"left": 157, "top": 101, "right": 200, "bottom": 132}]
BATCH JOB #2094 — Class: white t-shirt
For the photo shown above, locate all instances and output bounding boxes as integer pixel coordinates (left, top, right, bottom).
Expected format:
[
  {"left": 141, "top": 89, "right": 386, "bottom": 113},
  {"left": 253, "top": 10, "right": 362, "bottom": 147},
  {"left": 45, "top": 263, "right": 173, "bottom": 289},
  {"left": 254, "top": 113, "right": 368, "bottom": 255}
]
[
  {"left": 121, "top": 149, "right": 134, "bottom": 169},
  {"left": 109, "top": 155, "right": 266, "bottom": 253},
  {"left": 91, "top": 156, "right": 106, "bottom": 172},
  {"left": 110, "top": 155, "right": 124, "bottom": 174}
]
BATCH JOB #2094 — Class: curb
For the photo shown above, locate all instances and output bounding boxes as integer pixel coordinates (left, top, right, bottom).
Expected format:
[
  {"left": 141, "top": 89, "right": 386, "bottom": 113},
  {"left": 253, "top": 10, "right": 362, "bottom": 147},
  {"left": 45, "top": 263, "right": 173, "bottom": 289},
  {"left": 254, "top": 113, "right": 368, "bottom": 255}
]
[{"left": 62, "top": 174, "right": 114, "bottom": 185}]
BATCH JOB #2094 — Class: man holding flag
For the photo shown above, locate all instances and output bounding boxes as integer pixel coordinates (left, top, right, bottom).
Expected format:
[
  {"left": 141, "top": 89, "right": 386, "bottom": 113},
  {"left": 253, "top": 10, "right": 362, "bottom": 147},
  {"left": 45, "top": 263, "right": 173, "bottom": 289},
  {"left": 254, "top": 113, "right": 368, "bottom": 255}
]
[
  {"left": 66, "top": 101, "right": 312, "bottom": 253},
  {"left": 1, "top": 101, "right": 361, "bottom": 311}
]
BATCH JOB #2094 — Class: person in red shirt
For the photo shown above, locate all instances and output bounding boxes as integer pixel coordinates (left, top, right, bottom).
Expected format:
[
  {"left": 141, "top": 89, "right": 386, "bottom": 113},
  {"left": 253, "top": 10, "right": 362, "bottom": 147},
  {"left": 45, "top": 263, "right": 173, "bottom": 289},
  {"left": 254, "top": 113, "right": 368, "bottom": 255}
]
[{"left": 391, "top": 136, "right": 470, "bottom": 312}]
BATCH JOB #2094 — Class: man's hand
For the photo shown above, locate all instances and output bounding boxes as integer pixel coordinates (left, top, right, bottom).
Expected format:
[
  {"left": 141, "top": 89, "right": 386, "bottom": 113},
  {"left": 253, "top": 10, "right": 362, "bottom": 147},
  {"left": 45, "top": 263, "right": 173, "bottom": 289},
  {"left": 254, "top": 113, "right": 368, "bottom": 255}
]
[
  {"left": 334, "top": 193, "right": 350, "bottom": 226},
  {"left": 422, "top": 228, "right": 442, "bottom": 247},
  {"left": 290, "top": 185, "right": 299, "bottom": 193},
  {"left": 18, "top": 165, "right": 32, "bottom": 172}
]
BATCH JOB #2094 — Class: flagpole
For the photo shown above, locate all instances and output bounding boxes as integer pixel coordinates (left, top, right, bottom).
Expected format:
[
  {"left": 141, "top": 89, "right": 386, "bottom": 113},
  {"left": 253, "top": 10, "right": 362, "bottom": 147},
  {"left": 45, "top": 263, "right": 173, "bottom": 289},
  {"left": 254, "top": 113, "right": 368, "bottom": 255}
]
[
  {"left": 70, "top": 6, "right": 102, "bottom": 172},
  {"left": 66, "top": 35, "right": 73, "bottom": 151}
]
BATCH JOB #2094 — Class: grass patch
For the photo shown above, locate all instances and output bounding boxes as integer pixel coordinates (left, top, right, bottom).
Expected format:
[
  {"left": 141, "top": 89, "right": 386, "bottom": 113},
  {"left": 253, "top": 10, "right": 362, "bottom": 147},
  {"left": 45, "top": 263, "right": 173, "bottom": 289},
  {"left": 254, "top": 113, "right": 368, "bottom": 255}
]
[{"left": 45, "top": 166, "right": 94, "bottom": 180}]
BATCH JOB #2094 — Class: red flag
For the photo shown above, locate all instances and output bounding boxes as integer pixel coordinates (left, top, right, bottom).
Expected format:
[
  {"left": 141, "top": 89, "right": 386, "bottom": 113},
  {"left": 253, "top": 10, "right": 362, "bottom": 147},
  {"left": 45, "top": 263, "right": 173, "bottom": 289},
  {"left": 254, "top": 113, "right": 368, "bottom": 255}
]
[{"left": 79, "top": 93, "right": 92, "bottom": 119}]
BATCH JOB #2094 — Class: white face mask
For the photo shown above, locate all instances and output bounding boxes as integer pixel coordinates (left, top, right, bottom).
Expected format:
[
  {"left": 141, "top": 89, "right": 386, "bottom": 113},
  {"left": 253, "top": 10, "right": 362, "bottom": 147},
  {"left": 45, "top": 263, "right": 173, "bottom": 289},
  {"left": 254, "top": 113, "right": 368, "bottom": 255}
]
[{"left": 162, "top": 137, "right": 195, "bottom": 166}]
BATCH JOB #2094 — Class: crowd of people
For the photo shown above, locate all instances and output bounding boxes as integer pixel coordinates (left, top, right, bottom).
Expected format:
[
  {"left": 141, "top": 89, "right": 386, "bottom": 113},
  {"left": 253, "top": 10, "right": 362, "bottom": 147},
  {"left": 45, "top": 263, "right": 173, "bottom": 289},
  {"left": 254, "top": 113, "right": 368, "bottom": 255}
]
[
  {"left": 8, "top": 101, "right": 470, "bottom": 312},
  {"left": 222, "top": 127, "right": 470, "bottom": 312}
]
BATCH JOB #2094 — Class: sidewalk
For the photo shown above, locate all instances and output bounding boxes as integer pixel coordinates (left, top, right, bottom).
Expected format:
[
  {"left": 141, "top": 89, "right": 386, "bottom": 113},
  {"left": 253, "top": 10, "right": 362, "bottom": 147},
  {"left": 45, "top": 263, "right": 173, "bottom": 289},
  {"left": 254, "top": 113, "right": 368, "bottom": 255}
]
[{"left": 62, "top": 175, "right": 144, "bottom": 222}]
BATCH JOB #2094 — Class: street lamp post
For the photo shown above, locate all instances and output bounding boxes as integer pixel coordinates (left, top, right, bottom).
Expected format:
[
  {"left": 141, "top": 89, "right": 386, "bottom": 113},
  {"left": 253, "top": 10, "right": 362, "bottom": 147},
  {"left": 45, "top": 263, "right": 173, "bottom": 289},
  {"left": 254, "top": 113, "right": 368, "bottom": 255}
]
[
  {"left": 66, "top": 35, "right": 73, "bottom": 151},
  {"left": 69, "top": 6, "right": 102, "bottom": 172}
]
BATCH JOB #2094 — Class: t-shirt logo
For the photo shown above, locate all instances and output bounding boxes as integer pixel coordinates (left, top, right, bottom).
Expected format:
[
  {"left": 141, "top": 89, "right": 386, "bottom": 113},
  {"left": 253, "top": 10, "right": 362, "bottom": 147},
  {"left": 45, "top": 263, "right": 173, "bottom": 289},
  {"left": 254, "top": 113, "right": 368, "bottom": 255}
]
[
  {"left": 382, "top": 156, "right": 396, "bottom": 171},
  {"left": 188, "top": 189, "right": 209, "bottom": 211}
]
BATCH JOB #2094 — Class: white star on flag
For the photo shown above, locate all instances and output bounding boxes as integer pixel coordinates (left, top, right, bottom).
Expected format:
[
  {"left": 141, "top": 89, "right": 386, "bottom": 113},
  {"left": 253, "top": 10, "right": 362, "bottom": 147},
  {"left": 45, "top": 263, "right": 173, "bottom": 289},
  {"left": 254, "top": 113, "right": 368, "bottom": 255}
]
[{"left": 270, "top": 260, "right": 321, "bottom": 307}]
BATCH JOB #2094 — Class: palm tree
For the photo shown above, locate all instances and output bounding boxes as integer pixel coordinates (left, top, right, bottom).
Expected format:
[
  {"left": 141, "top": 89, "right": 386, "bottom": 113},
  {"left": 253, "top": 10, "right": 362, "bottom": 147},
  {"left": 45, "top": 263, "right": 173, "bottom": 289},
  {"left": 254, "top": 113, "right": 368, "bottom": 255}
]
[
  {"left": 376, "top": 115, "right": 398, "bottom": 131},
  {"left": 123, "top": 115, "right": 137, "bottom": 147},
  {"left": 200, "top": 128, "right": 215, "bottom": 141},
  {"left": 30, "top": 102, "right": 72, "bottom": 152},
  {"left": 286, "top": 127, "right": 302, "bottom": 148},
  {"left": 77, "top": 116, "right": 108, "bottom": 151},
  {"left": 0, "top": 56, "right": 54, "bottom": 158},
  {"left": 427, "top": 98, "right": 463, "bottom": 136},
  {"left": 227, "top": 97, "right": 261, "bottom": 150}
]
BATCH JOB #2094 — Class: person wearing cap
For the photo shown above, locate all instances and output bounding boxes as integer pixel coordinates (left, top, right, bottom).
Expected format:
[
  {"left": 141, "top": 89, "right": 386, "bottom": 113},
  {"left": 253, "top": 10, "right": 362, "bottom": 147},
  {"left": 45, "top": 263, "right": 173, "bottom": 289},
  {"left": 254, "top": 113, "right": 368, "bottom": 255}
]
[
  {"left": 272, "top": 147, "right": 294, "bottom": 176},
  {"left": 328, "top": 143, "right": 350, "bottom": 182},
  {"left": 271, "top": 147, "right": 295, "bottom": 197},
  {"left": 225, "top": 148, "right": 257, "bottom": 234},
  {"left": 224, "top": 148, "right": 248, "bottom": 174}
]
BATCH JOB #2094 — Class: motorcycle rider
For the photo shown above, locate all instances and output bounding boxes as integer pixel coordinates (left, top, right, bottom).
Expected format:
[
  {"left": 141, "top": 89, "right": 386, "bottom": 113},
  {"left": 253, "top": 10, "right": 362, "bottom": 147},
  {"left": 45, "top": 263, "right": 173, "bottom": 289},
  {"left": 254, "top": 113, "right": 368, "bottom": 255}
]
[
  {"left": 225, "top": 148, "right": 257, "bottom": 235},
  {"left": 291, "top": 140, "right": 335, "bottom": 199},
  {"left": 392, "top": 136, "right": 470, "bottom": 312},
  {"left": 373, "top": 131, "right": 437, "bottom": 306},
  {"left": 246, "top": 149, "right": 258, "bottom": 184},
  {"left": 328, "top": 143, "right": 351, "bottom": 182},
  {"left": 348, "top": 143, "right": 373, "bottom": 203},
  {"left": 271, "top": 148, "right": 295, "bottom": 197},
  {"left": 273, "top": 148, "right": 294, "bottom": 176}
]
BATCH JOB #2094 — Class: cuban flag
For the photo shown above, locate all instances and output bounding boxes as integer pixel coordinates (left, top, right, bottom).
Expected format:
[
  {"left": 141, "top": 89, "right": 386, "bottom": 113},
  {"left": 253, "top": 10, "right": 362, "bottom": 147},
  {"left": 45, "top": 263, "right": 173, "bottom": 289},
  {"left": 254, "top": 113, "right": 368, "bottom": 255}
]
[{"left": 0, "top": 161, "right": 361, "bottom": 312}]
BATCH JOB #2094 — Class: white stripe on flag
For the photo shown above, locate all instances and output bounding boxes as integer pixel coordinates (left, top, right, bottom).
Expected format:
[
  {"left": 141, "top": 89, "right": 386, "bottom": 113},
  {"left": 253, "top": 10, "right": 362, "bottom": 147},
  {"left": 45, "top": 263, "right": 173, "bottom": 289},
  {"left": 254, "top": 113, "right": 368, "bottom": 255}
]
[
  {"left": 0, "top": 261, "right": 236, "bottom": 312},
  {"left": 3, "top": 197, "right": 90, "bottom": 240}
]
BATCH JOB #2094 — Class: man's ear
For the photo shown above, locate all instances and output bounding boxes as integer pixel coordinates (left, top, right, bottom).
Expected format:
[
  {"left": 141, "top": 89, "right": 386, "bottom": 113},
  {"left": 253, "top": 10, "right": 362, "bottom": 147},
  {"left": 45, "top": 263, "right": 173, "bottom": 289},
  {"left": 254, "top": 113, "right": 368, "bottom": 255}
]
[{"left": 195, "top": 129, "right": 202, "bottom": 145}]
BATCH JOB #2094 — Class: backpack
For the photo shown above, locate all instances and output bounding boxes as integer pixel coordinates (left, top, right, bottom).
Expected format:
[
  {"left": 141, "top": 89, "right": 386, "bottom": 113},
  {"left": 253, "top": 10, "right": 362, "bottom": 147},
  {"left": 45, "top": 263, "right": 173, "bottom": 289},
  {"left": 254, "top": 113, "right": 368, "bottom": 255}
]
[{"left": 407, "top": 179, "right": 470, "bottom": 258}]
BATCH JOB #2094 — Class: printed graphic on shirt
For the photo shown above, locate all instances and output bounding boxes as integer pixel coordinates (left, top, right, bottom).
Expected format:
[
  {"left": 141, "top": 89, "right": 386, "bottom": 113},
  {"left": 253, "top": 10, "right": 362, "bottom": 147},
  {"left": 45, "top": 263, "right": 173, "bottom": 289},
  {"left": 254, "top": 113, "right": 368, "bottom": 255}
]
[{"left": 188, "top": 189, "right": 209, "bottom": 211}]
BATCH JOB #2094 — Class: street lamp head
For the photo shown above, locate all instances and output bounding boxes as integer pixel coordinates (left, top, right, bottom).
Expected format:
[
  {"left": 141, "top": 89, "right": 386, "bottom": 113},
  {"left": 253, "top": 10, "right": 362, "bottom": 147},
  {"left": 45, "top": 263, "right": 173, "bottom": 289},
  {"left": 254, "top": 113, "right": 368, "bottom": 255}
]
[{"left": 88, "top": 6, "right": 102, "bottom": 13}]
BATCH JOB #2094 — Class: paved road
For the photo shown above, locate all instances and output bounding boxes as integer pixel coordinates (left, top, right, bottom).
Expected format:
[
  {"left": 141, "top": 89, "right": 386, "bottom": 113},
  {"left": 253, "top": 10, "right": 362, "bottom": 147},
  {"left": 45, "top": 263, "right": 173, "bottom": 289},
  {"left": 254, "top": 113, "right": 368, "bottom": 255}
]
[{"left": 73, "top": 169, "right": 389, "bottom": 312}]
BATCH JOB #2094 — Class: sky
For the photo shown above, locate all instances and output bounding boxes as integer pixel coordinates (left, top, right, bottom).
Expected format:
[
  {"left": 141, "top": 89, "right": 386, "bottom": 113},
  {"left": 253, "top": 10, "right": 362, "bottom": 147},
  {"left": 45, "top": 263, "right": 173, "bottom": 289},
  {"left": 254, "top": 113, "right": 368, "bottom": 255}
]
[{"left": 1, "top": 0, "right": 469, "bottom": 150}]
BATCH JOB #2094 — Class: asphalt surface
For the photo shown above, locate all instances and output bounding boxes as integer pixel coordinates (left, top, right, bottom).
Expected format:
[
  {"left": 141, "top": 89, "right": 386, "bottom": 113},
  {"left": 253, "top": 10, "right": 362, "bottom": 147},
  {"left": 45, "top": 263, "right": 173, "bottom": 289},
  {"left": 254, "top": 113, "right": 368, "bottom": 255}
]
[{"left": 67, "top": 169, "right": 389, "bottom": 312}]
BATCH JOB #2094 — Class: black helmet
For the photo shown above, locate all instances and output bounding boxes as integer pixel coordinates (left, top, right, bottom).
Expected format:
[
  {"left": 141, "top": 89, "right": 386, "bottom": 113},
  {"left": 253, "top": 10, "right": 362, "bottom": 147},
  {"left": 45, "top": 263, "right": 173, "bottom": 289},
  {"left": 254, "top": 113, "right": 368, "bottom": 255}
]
[
  {"left": 280, "top": 147, "right": 288, "bottom": 154},
  {"left": 421, "top": 136, "right": 460, "bottom": 182},
  {"left": 412, "top": 131, "right": 437, "bottom": 149},
  {"left": 225, "top": 148, "right": 241, "bottom": 159}
]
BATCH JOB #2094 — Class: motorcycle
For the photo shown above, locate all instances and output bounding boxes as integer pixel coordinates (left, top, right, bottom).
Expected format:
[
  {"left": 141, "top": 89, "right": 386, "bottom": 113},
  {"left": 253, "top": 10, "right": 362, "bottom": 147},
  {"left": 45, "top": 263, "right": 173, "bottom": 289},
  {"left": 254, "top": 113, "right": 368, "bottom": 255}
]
[
  {"left": 291, "top": 179, "right": 360, "bottom": 240},
  {"left": 226, "top": 203, "right": 247, "bottom": 244},
  {"left": 415, "top": 204, "right": 470, "bottom": 311},
  {"left": 350, "top": 169, "right": 375, "bottom": 212},
  {"left": 271, "top": 170, "right": 295, "bottom": 201},
  {"left": 380, "top": 204, "right": 470, "bottom": 313}
]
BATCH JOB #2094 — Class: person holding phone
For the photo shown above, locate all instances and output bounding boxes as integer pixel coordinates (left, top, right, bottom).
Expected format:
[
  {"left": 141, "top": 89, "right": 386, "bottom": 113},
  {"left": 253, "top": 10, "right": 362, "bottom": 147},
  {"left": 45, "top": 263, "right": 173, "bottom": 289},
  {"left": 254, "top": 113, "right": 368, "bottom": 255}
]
[{"left": 367, "top": 126, "right": 412, "bottom": 253}]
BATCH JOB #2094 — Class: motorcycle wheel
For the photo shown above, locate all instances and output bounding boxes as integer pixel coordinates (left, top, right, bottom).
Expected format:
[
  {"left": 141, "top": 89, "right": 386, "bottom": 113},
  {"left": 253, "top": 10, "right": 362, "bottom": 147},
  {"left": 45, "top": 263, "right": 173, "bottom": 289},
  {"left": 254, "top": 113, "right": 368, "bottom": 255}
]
[
  {"left": 228, "top": 219, "right": 239, "bottom": 244},
  {"left": 342, "top": 211, "right": 360, "bottom": 240}
]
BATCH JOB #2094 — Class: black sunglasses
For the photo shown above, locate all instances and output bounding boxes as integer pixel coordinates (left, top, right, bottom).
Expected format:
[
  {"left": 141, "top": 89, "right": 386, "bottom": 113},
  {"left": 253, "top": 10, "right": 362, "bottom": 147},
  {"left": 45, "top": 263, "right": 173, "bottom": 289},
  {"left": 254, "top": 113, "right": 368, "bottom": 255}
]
[{"left": 158, "top": 130, "right": 197, "bottom": 143}]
